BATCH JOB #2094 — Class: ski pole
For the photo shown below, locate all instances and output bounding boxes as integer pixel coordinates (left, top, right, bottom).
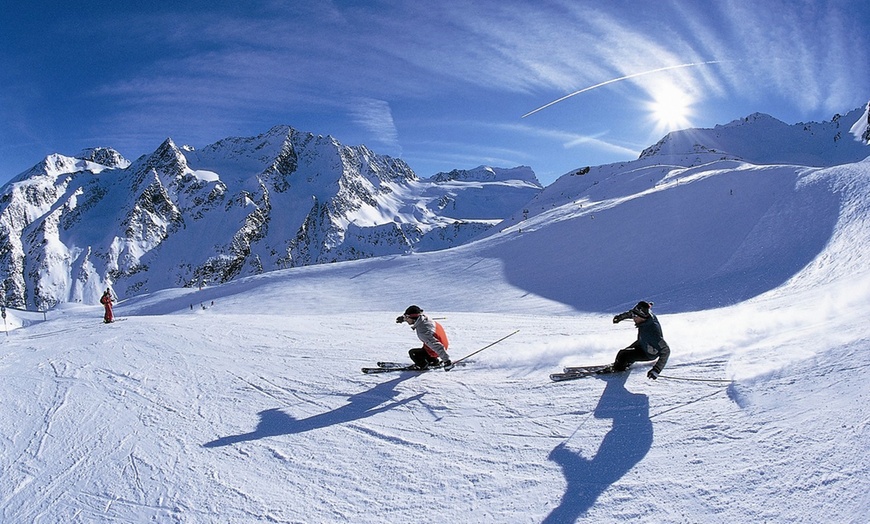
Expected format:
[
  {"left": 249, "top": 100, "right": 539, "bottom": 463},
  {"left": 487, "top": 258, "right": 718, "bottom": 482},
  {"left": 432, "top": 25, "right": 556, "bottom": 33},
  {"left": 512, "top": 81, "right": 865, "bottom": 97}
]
[
  {"left": 657, "top": 374, "right": 733, "bottom": 384},
  {"left": 450, "top": 329, "right": 520, "bottom": 368}
]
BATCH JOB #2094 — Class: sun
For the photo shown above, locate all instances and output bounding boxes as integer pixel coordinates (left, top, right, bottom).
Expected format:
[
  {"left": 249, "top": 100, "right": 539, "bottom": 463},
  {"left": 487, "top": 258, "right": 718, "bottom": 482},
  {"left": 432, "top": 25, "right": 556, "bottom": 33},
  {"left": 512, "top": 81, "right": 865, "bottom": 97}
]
[{"left": 647, "top": 86, "right": 693, "bottom": 134}]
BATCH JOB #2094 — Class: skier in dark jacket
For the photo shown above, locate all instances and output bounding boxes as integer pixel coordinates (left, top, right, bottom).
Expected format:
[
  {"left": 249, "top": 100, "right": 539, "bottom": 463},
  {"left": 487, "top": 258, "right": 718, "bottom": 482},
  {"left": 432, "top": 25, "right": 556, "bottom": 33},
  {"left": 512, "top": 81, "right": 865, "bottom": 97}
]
[{"left": 611, "top": 301, "right": 670, "bottom": 379}]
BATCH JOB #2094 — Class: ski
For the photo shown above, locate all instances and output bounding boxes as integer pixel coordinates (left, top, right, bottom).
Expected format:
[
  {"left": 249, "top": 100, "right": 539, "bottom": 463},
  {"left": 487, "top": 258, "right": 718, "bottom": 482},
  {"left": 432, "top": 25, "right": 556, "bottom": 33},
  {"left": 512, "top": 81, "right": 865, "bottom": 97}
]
[
  {"left": 362, "top": 366, "right": 410, "bottom": 374},
  {"left": 362, "top": 364, "right": 442, "bottom": 374},
  {"left": 364, "top": 360, "right": 471, "bottom": 374},
  {"left": 376, "top": 362, "right": 407, "bottom": 369},
  {"left": 562, "top": 364, "right": 612, "bottom": 374},
  {"left": 550, "top": 365, "right": 620, "bottom": 382}
]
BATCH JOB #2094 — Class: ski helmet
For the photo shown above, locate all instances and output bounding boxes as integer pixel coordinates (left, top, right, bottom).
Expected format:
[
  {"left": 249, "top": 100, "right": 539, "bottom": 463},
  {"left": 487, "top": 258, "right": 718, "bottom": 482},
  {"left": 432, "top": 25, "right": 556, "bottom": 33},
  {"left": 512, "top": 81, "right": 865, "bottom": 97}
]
[
  {"left": 404, "top": 305, "right": 423, "bottom": 317},
  {"left": 631, "top": 301, "right": 652, "bottom": 318}
]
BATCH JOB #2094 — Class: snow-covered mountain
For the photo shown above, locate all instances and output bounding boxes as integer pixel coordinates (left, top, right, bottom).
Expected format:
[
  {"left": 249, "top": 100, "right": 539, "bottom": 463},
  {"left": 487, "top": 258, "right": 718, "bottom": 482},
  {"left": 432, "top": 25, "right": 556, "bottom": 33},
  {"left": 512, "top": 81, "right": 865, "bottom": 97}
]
[
  {"left": 1, "top": 104, "right": 868, "bottom": 523},
  {"left": 0, "top": 126, "right": 542, "bottom": 310},
  {"left": 2, "top": 107, "right": 867, "bottom": 313},
  {"left": 477, "top": 106, "right": 869, "bottom": 312},
  {"left": 639, "top": 106, "right": 868, "bottom": 166}
]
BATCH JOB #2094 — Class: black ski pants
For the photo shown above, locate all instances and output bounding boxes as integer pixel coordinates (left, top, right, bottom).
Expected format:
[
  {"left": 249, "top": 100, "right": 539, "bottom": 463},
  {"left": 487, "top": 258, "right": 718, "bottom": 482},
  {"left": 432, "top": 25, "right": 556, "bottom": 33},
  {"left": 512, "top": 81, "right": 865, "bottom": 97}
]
[
  {"left": 613, "top": 343, "right": 657, "bottom": 371},
  {"left": 409, "top": 347, "right": 440, "bottom": 368}
]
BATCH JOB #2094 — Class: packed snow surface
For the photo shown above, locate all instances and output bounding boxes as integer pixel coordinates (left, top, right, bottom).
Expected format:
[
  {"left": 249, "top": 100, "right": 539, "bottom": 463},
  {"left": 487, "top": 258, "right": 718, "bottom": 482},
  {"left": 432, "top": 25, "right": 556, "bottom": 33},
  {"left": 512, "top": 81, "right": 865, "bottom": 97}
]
[{"left": 1, "top": 155, "right": 869, "bottom": 523}]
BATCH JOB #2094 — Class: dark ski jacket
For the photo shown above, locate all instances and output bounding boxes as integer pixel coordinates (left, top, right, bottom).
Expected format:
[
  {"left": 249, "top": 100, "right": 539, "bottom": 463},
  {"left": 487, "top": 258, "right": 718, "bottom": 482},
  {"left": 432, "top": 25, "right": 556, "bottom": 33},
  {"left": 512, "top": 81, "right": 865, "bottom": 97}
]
[{"left": 632, "top": 314, "right": 670, "bottom": 372}]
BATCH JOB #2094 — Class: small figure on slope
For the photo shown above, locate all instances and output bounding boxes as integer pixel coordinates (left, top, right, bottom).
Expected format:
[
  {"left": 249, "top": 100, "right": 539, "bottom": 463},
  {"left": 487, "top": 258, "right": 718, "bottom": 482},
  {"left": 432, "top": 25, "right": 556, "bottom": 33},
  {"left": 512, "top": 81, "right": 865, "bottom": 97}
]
[
  {"left": 100, "top": 288, "right": 115, "bottom": 324},
  {"left": 396, "top": 305, "right": 453, "bottom": 371},
  {"left": 611, "top": 301, "right": 670, "bottom": 379}
]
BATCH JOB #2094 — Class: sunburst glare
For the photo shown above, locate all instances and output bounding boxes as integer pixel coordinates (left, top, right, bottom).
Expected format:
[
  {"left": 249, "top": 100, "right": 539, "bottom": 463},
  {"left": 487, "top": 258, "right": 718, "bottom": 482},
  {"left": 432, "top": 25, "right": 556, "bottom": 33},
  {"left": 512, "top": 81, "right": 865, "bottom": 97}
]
[{"left": 648, "top": 85, "right": 694, "bottom": 134}]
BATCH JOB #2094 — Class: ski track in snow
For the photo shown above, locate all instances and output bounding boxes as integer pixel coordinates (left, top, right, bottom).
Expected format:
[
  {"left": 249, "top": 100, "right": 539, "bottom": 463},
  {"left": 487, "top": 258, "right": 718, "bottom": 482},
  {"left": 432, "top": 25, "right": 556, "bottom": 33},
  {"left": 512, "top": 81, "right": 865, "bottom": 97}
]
[{"left": 2, "top": 309, "right": 867, "bottom": 523}]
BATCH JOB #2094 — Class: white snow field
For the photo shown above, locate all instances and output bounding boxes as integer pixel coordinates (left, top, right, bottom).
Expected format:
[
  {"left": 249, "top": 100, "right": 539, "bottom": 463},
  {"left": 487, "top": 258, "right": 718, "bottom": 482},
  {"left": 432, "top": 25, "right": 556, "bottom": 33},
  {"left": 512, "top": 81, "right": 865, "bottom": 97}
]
[{"left": 2, "top": 154, "right": 869, "bottom": 523}]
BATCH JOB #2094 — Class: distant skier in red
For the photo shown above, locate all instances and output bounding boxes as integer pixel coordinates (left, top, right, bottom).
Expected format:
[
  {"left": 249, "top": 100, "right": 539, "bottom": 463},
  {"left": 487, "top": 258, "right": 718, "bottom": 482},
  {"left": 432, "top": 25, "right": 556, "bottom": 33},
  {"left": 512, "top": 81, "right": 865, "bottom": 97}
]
[{"left": 100, "top": 288, "right": 114, "bottom": 323}]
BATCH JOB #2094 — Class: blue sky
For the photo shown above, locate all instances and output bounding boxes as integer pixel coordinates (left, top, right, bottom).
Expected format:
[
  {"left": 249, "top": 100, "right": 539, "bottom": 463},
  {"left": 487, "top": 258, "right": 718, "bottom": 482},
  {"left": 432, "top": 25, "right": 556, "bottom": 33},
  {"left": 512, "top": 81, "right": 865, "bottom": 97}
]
[{"left": 2, "top": 0, "right": 868, "bottom": 186}]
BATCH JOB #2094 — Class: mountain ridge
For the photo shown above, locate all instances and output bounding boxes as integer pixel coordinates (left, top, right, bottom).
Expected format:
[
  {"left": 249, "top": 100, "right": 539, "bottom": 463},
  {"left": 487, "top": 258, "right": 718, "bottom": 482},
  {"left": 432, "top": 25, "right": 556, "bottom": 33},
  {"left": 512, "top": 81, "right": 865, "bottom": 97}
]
[
  {"left": 1, "top": 106, "right": 867, "bottom": 310},
  {"left": 640, "top": 106, "right": 869, "bottom": 166},
  {"left": 0, "top": 127, "right": 542, "bottom": 309}
]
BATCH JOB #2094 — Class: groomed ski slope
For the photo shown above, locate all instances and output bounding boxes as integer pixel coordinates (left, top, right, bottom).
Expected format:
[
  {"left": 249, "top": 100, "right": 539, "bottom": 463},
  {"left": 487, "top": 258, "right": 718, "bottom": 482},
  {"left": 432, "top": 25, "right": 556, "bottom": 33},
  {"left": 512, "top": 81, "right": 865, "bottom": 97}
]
[{"left": 1, "top": 157, "right": 869, "bottom": 523}]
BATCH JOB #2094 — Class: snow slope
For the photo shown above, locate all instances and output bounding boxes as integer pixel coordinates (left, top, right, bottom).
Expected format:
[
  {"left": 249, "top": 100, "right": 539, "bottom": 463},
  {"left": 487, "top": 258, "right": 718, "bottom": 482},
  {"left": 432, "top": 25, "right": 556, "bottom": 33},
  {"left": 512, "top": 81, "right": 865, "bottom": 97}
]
[{"left": 1, "top": 154, "right": 869, "bottom": 522}]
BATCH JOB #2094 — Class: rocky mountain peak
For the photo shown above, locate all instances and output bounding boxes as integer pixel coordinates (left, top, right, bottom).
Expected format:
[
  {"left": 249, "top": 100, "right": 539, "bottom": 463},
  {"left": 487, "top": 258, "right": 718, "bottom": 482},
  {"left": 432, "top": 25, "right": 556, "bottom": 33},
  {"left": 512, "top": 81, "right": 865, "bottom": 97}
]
[
  {"left": 431, "top": 165, "right": 541, "bottom": 186},
  {"left": 78, "top": 147, "right": 130, "bottom": 169},
  {"left": 132, "top": 138, "right": 190, "bottom": 184}
]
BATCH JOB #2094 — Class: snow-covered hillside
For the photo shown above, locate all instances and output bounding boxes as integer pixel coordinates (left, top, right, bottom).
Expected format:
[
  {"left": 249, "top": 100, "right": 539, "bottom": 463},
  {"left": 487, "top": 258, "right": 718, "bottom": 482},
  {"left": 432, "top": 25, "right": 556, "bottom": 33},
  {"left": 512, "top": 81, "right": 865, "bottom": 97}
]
[{"left": 1, "top": 110, "right": 868, "bottom": 522}]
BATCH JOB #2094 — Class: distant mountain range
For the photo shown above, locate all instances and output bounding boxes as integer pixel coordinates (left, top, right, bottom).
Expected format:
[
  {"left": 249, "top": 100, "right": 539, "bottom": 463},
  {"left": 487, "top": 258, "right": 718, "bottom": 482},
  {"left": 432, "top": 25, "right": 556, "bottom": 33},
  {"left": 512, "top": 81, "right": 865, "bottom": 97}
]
[
  {"left": 1, "top": 103, "right": 867, "bottom": 311},
  {"left": 0, "top": 126, "right": 541, "bottom": 309}
]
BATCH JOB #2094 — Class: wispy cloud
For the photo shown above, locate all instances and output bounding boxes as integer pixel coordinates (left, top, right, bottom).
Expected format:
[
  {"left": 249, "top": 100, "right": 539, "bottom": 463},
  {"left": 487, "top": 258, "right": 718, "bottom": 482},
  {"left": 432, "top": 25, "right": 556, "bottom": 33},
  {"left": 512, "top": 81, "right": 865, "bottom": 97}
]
[
  {"left": 3, "top": 0, "right": 867, "bottom": 185},
  {"left": 91, "top": 0, "right": 868, "bottom": 123},
  {"left": 347, "top": 99, "right": 401, "bottom": 154},
  {"left": 479, "top": 121, "right": 640, "bottom": 157}
]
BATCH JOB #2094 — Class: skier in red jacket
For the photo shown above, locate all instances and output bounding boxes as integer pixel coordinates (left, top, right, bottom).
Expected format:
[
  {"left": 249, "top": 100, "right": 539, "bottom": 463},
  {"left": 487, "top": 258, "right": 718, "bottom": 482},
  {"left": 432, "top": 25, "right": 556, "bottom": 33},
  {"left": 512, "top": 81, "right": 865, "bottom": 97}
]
[
  {"left": 396, "top": 305, "right": 453, "bottom": 370},
  {"left": 100, "top": 288, "right": 114, "bottom": 323}
]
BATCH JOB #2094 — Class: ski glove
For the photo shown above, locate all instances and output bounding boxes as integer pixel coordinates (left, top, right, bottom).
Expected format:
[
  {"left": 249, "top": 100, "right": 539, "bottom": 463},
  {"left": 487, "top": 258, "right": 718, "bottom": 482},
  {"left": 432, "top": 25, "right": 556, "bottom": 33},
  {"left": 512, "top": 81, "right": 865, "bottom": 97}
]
[
  {"left": 613, "top": 311, "right": 633, "bottom": 323},
  {"left": 442, "top": 359, "right": 454, "bottom": 371},
  {"left": 396, "top": 316, "right": 405, "bottom": 323},
  {"left": 647, "top": 369, "right": 659, "bottom": 380}
]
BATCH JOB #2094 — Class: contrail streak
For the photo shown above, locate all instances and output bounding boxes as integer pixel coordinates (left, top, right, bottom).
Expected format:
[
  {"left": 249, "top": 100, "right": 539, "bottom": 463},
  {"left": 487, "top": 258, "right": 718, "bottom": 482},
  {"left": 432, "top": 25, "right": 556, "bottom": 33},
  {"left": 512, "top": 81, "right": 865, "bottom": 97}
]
[{"left": 521, "top": 60, "right": 728, "bottom": 118}]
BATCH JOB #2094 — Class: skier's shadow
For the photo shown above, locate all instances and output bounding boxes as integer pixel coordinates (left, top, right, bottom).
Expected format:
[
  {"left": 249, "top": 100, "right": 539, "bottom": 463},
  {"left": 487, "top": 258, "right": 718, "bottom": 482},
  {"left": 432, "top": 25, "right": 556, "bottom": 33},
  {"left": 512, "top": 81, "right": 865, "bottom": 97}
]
[
  {"left": 543, "top": 372, "right": 652, "bottom": 523},
  {"left": 203, "top": 376, "right": 421, "bottom": 448}
]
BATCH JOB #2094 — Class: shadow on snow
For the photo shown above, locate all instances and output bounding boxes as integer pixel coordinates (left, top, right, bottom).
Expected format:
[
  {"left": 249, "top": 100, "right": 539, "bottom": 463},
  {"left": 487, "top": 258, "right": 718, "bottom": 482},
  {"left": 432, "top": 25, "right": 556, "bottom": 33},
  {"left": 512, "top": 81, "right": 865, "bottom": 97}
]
[
  {"left": 203, "top": 375, "right": 419, "bottom": 448},
  {"left": 544, "top": 372, "right": 652, "bottom": 523},
  {"left": 482, "top": 168, "right": 839, "bottom": 313}
]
